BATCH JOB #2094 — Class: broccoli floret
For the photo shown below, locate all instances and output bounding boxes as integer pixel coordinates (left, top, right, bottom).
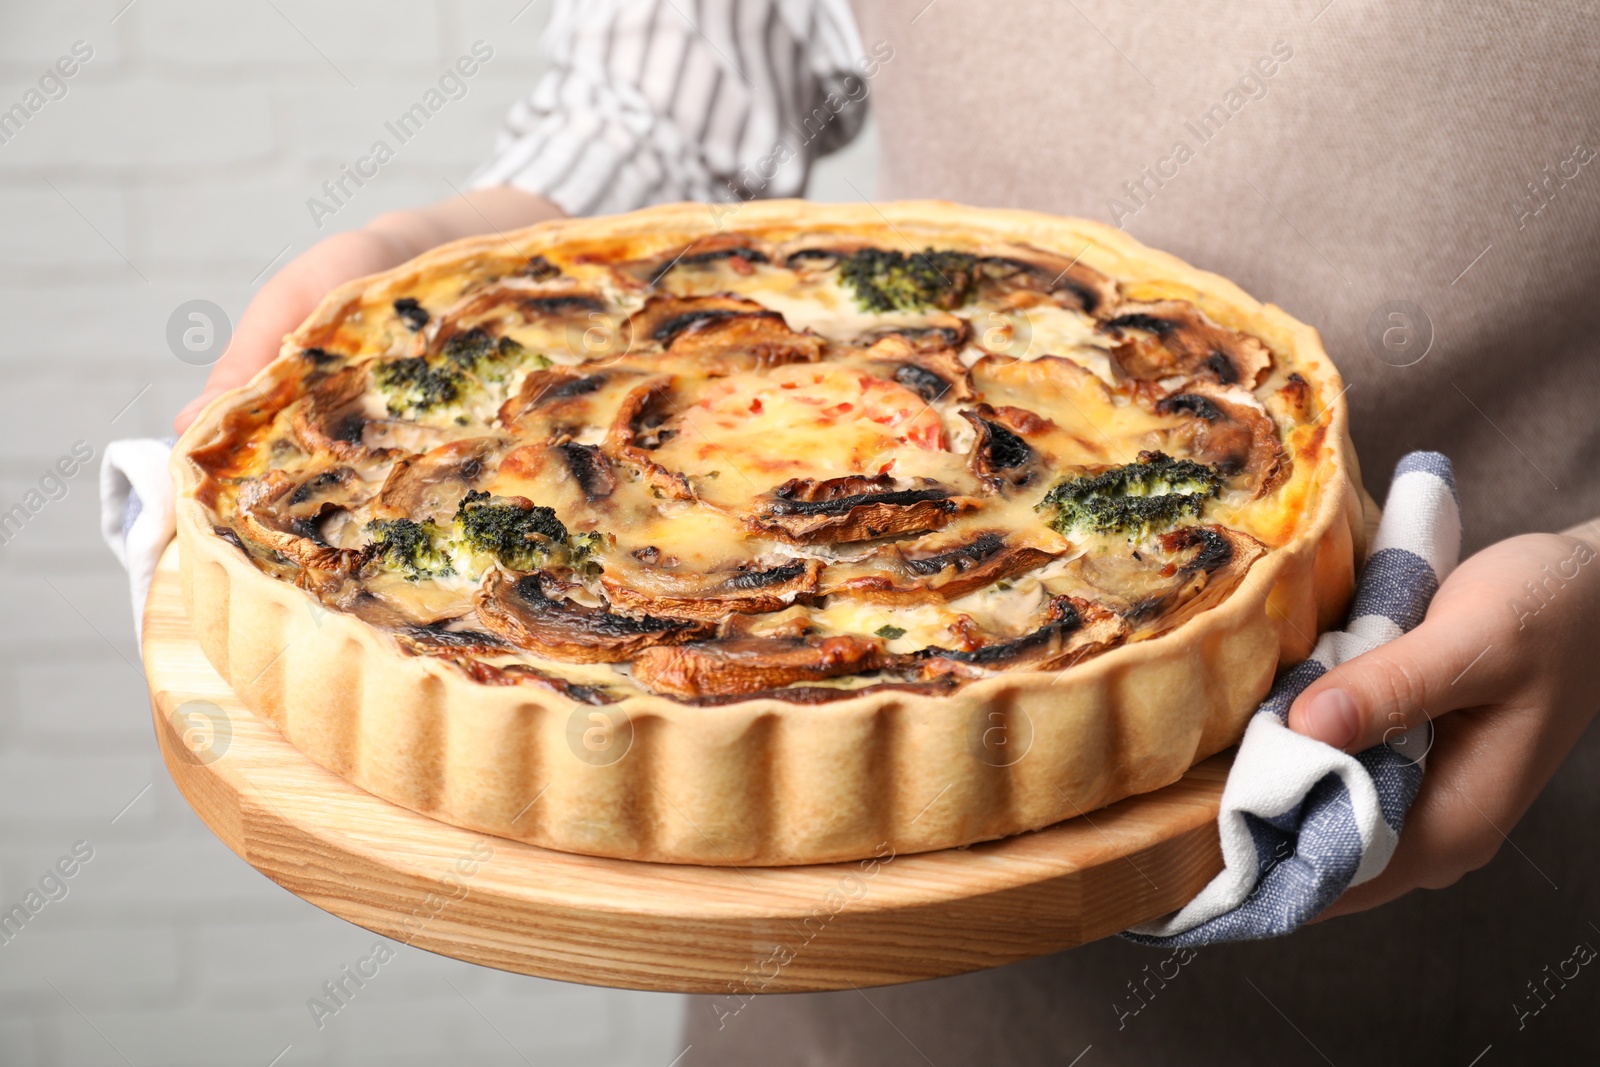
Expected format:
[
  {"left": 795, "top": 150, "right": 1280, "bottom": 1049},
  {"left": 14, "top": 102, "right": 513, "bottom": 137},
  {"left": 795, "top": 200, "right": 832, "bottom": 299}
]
[
  {"left": 497, "top": 336, "right": 551, "bottom": 370},
  {"left": 569, "top": 529, "right": 604, "bottom": 558},
  {"left": 372, "top": 356, "right": 465, "bottom": 417},
  {"left": 366, "top": 495, "right": 592, "bottom": 583},
  {"left": 365, "top": 518, "right": 455, "bottom": 580},
  {"left": 440, "top": 328, "right": 496, "bottom": 370},
  {"left": 1037, "top": 452, "right": 1222, "bottom": 539},
  {"left": 452, "top": 490, "right": 569, "bottom": 573},
  {"left": 440, "top": 329, "right": 548, "bottom": 380},
  {"left": 375, "top": 332, "right": 550, "bottom": 417},
  {"left": 837, "top": 247, "right": 979, "bottom": 312},
  {"left": 568, "top": 530, "right": 606, "bottom": 578}
]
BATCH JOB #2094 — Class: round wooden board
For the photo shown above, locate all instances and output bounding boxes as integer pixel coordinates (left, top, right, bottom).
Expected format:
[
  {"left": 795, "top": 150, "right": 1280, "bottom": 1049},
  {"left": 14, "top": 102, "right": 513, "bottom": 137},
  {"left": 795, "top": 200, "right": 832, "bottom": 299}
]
[{"left": 143, "top": 541, "right": 1227, "bottom": 993}]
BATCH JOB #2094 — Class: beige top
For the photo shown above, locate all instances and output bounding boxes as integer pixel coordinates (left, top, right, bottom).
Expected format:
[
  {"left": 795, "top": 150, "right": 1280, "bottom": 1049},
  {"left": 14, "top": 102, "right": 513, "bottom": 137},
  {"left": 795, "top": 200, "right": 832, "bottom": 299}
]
[
  {"left": 855, "top": 0, "right": 1600, "bottom": 557},
  {"left": 684, "top": 1, "right": 1600, "bottom": 1062}
]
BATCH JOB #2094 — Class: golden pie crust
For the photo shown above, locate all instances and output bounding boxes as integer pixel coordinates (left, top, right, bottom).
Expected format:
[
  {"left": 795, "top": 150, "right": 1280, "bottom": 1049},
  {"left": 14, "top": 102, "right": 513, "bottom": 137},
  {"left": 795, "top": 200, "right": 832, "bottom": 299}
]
[{"left": 172, "top": 200, "right": 1364, "bottom": 866}]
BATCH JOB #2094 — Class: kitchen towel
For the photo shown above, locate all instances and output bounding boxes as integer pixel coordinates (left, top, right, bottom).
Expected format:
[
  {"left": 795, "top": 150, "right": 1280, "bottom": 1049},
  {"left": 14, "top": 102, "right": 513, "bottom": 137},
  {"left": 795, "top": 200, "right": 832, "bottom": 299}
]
[
  {"left": 100, "top": 437, "right": 177, "bottom": 646},
  {"left": 1126, "top": 451, "right": 1460, "bottom": 943}
]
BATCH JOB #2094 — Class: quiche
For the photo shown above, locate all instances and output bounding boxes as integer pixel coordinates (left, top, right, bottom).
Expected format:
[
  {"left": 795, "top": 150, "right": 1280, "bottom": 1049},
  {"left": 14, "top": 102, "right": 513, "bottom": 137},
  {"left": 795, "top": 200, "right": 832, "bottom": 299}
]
[{"left": 172, "top": 201, "right": 1364, "bottom": 865}]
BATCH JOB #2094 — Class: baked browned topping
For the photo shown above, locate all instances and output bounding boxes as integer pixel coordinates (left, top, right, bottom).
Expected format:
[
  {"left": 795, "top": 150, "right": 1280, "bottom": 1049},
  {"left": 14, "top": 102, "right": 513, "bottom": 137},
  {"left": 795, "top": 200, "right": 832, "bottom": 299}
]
[{"left": 189, "top": 225, "right": 1329, "bottom": 703}]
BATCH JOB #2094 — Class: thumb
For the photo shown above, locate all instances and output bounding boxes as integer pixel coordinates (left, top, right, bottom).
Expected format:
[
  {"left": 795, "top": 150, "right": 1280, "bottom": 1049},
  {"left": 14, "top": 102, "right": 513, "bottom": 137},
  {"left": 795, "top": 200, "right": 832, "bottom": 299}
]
[
  {"left": 1286, "top": 619, "right": 1495, "bottom": 754},
  {"left": 172, "top": 336, "right": 273, "bottom": 434},
  {"left": 173, "top": 389, "right": 220, "bottom": 435}
]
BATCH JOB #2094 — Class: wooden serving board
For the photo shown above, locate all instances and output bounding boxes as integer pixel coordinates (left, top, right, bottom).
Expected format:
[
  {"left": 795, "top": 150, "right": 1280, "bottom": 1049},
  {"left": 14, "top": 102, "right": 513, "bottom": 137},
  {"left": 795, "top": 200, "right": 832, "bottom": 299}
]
[{"left": 143, "top": 542, "right": 1227, "bottom": 993}]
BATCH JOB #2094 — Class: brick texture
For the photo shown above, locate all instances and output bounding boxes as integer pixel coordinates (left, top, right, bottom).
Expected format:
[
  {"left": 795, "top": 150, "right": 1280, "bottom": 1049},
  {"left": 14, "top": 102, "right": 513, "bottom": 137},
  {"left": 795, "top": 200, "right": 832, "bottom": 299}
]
[{"left": 0, "top": 2, "right": 879, "bottom": 1063}]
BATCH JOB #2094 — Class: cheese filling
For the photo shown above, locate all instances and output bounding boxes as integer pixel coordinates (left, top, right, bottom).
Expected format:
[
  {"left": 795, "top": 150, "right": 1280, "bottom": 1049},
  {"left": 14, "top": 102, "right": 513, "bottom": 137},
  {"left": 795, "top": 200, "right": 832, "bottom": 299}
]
[{"left": 190, "top": 229, "right": 1327, "bottom": 702}]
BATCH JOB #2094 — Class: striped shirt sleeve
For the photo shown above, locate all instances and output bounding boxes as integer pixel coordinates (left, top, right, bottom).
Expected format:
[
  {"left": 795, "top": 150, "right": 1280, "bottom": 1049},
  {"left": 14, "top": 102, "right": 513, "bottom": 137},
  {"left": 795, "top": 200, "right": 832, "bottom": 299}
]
[{"left": 469, "top": 0, "right": 870, "bottom": 216}]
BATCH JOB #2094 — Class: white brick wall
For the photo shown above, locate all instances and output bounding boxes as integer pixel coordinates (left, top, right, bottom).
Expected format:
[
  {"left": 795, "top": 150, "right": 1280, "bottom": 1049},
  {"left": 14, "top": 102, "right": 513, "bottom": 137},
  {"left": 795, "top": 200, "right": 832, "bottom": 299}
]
[{"left": 0, "top": 2, "right": 879, "bottom": 1062}]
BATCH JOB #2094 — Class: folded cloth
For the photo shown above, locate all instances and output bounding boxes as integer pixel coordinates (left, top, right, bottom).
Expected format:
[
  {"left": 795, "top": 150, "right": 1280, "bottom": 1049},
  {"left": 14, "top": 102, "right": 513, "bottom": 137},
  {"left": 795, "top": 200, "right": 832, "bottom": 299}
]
[
  {"left": 1126, "top": 451, "right": 1461, "bottom": 944},
  {"left": 100, "top": 438, "right": 177, "bottom": 646},
  {"left": 103, "top": 441, "right": 1460, "bottom": 941}
]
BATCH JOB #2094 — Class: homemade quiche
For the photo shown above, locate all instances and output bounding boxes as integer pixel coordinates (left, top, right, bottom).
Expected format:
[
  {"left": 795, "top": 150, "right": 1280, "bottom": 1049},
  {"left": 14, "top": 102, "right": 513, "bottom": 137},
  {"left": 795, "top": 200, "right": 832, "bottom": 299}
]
[{"left": 172, "top": 201, "right": 1364, "bottom": 865}]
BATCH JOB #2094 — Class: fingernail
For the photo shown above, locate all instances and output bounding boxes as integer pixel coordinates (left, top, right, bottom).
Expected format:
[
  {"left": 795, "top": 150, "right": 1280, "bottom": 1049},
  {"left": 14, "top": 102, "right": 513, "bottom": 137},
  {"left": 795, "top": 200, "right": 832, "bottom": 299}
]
[{"left": 1302, "top": 689, "right": 1360, "bottom": 748}]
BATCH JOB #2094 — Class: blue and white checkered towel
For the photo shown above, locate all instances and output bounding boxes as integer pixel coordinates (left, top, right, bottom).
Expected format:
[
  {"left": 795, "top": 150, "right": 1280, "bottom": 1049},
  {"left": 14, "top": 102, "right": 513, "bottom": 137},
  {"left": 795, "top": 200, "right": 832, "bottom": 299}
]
[
  {"left": 102, "top": 442, "right": 1460, "bottom": 942},
  {"left": 1126, "top": 451, "right": 1461, "bottom": 944}
]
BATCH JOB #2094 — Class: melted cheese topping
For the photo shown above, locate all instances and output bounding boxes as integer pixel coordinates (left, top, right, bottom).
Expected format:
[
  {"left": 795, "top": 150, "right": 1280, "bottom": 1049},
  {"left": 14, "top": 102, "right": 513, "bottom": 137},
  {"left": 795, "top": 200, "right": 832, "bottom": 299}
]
[
  {"left": 654, "top": 364, "right": 950, "bottom": 495},
  {"left": 192, "top": 229, "right": 1330, "bottom": 702}
]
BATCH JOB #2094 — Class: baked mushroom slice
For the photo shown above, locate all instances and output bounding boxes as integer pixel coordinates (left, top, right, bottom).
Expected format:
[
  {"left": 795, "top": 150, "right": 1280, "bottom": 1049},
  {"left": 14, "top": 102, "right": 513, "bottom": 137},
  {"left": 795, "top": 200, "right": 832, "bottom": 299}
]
[
  {"left": 428, "top": 249, "right": 561, "bottom": 290},
  {"left": 777, "top": 236, "right": 887, "bottom": 273},
  {"left": 292, "top": 365, "right": 397, "bottom": 463},
  {"left": 961, "top": 403, "right": 1045, "bottom": 490},
  {"left": 1064, "top": 524, "right": 1267, "bottom": 639},
  {"left": 455, "top": 660, "right": 619, "bottom": 704},
  {"left": 889, "top": 360, "right": 963, "bottom": 404},
  {"left": 434, "top": 280, "right": 607, "bottom": 339},
  {"left": 859, "top": 324, "right": 976, "bottom": 402},
  {"left": 745, "top": 474, "right": 980, "bottom": 544},
  {"left": 555, "top": 441, "right": 618, "bottom": 502},
  {"left": 627, "top": 294, "right": 772, "bottom": 345},
  {"left": 421, "top": 278, "right": 622, "bottom": 366},
  {"left": 600, "top": 557, "right": 824, "bottom": 621},
  {"left": 908, "top": 595, "right": 1128, "bottom": 679},
  {"left": 516, "top": 291, "right": 609, "bottom": 320},
  {"left": 497, "top": 366, "right": 619, "bottom": 427},
  {"left": 646, "top": 234, "right": 777, "bottom": 284},
  {"left": 184, "top": 378, "right": 303, "bottom": 487},
  {"left": 856, "top": 315, "right": 972, "bottom": 352},
  {"left": 325, "top": 583, "right": 447, "bottom": 630},
  {"left": 973, "top": 244, "right": 1119, "bottom": 315},
  {"left": 1154, "top": 386, "right": 1288, "bottom": 496},
  {"left": 821, "top": 529, "right": 1059, "bottom": 603},
  {"left": 631, "top": 634, "right": 891, "bottom": 699},
  {"left": 234, "top": 468, "right": 365, "bottom": 575},
  {"left": 394, "top": 624, "right": 620, "bottom": 704},
  {"left": 602, "top": 377, "right": 694, "bottom": 500},
  {"left": 370, "top": 436, "right": 500, "bottom": 524},
  {"left": 667, "top": 309, "right": 823, "bottom": 370},
  {"left": 474, "top": 571, "right": 713, "bottom": 664},
  {"left": 626, "top": 294, "right": 822, "bottom": 370},
  {"left": 281, "top": 545, "right": 477, "bottom": 629},
  {"left": 393, "top": 621, "right": 512, "bottom": 658},
  {"left": 1102, "top": 301, "right": 1273, "bottom": 388},
  {"left": 678, "top": 677, "right": 962, "bottom": 706}
]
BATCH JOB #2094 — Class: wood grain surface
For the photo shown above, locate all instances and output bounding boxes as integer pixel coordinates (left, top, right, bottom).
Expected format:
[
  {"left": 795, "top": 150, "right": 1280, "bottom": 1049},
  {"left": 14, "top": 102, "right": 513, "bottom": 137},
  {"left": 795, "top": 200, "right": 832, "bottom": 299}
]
[{"left": 143, "top": 541, "right": 1228, "bottom": 993}]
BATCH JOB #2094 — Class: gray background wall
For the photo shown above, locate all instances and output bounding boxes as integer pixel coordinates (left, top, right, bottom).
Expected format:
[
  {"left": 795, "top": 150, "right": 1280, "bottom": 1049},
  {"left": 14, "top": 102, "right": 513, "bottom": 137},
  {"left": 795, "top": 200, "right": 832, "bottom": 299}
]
[{"left": 0, "top": 3, "right": 878, "bottom": 1064}]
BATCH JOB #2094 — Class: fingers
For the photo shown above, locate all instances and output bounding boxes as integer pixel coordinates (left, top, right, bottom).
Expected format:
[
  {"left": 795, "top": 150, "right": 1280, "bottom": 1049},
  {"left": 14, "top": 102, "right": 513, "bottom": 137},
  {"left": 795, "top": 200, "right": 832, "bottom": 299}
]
[
  {"left": 170, "top": 193, "right": 561, "bottom": 437},
  {"left": 172, "top": 320, "right": 286, "bottom": 434},
  {"left": 1312, "top": 719, "right": 1493, "bottom": 919},
  {"left": 1303, "top": 533, "right": 1600, "bottom": 920},
  {"left": 173, "top": 333, "right": 273, "bottom": 433},
  {"left": 171, "top": 230, "right": 411, "bottom": 435},
  {"left": 369, "top": 186, "right": 562, "bottom": 255},
  {"left": 174, "top": 373, "right": 252, "bottom": 432},
  {"left": 1289, "top": 531, "right": 1600, "bottom": 754},
  {"left": 173, "top": 391, "right": 217, "bottom": 434},
  {"left": 1314, "top": 700, "right": 1557, "bottom": 921},
  {"left": 1287, "top": 616, "right": 1501, "bottom": 754}
]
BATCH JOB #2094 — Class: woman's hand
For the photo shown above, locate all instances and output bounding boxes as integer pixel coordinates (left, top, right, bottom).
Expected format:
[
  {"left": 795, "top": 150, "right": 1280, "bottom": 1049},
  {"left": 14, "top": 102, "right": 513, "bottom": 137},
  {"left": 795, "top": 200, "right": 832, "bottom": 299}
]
[
  {"left": 1287, "top": 525, "right": 1600, "bottom": 919},
  {"left": 174, "top": 186, "right": 562, "bottom": 434}
]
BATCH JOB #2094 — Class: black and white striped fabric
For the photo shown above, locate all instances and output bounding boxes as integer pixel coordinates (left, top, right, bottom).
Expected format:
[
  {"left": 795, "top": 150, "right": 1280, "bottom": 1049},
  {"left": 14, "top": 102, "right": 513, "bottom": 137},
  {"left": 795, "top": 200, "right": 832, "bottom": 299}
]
[
  {"left": 1127, "top": 452, "right": 1461, "bottom": 944},
  {"left": 470, "top": 0, "right": 870, "bottom": 215}
]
